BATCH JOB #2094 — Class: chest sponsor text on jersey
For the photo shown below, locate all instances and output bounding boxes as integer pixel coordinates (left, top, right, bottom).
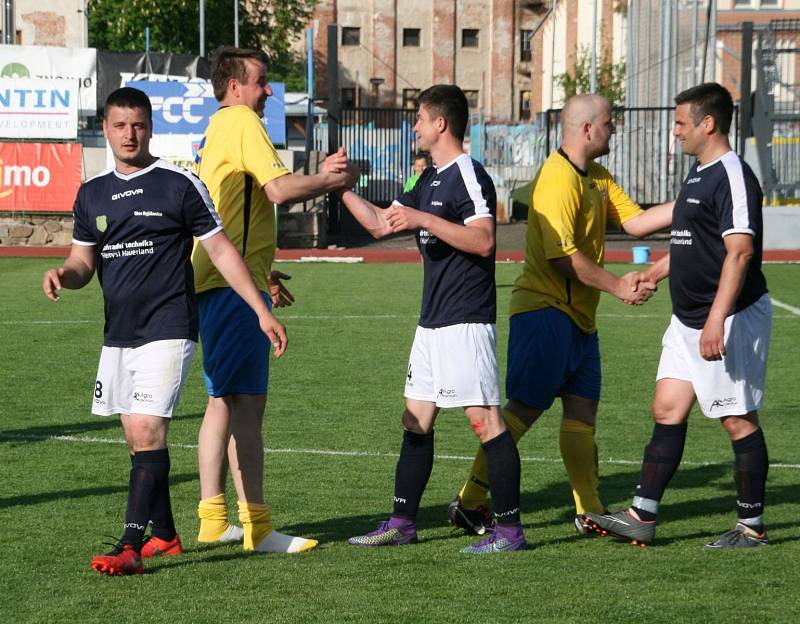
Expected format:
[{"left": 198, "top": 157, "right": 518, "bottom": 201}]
[{"left": 670, "top": 229, "right": 693, "bottom": 246}]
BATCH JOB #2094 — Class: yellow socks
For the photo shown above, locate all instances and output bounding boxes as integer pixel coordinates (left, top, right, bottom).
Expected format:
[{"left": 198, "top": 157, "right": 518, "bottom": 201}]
[
  {"left": 237, "top": 501, "right": 273, "bottom": 551},
  {"left": 458, "top": 408, "right": 530, "bottom": 509},
  {"left": 559, "top": 418, "right": 604, "bottom": 515},
  {"left": 238, "top": 501, "right": 319, "bottom": 553},
  {"left": 198, "top": 493, "right": 244, "bottom": 543}
]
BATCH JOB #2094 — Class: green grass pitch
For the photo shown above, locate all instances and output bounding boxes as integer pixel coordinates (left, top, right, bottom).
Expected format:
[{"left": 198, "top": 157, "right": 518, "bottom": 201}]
[{"left": 0, "top": 258, "right": 798, "bottom": 623}]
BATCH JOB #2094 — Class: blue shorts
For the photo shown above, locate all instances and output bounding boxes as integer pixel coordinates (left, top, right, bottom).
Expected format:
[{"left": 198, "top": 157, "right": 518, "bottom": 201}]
[
  {"left": 506, "top": 307, "right": 601, "bottom": 409},
  {"left": 198, "top": 287, "right": 272, "bottom": 397}
]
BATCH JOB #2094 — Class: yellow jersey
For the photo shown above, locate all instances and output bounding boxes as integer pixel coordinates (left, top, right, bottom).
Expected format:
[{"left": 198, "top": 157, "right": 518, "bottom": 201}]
[
  {"left": 509, "top": 150, "right": 642, "bottom": 333},
  {"left": 192, "top": 105, "right": 289, "bottom": 294}
]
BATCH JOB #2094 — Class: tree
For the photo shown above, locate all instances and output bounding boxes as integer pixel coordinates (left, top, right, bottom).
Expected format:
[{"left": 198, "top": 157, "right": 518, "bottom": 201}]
[
  {"left": 88, "top": 0, "right": 316, "bottom": 87},
  {"left": 556, "top": 45, "right": 626, "bottom": 107}
]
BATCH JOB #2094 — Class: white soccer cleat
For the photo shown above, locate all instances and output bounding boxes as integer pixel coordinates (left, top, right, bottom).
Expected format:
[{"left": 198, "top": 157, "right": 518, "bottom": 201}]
[
  {"left": 218, "top": 524, "right": 244, "bottom": 543},
  {"left": 255, "top": 529, "right": 319, "bottom": 553}
]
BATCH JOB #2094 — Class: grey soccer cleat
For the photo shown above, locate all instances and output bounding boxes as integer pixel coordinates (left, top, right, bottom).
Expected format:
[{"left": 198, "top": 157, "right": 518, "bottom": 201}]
[
  {"left": 579, "top": 509, "right": 656, "bottom": 546},
  {"left": 704, "top": 523, "right": 768, "bottom": 550},
  {"left": 447, "top": 496, "right": 495, "bottom": 536}
]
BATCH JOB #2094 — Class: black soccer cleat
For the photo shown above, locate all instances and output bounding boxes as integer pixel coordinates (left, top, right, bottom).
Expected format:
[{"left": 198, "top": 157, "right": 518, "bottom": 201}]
[{"left": 447, "top": 496, "right": 495, "bottom": 536}]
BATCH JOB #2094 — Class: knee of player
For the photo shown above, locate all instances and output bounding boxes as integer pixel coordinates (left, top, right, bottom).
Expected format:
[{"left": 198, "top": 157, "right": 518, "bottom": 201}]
[{"left": 651, "top": 399, "right": 685, "bottom": 425}]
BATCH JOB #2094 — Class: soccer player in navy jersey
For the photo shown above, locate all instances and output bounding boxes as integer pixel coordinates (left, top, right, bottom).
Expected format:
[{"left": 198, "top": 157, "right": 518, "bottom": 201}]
[
  {"left": 341, "top": 84, "right": 526, "bottom": 553},
  {"left": 42, "top": 87, "right": 287, "bottom": 575},
  {"left": 581, "top": 83, "right": 772, "bottom": 549}
]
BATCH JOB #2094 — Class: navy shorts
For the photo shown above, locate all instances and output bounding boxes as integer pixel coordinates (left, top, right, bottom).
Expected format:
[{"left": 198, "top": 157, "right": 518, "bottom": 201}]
[
  {"left": 198, "top": 287, "right": 271, "bottom": 397},
  {"left": 506, "top": 307, "right": 601, "bottom": 409}
]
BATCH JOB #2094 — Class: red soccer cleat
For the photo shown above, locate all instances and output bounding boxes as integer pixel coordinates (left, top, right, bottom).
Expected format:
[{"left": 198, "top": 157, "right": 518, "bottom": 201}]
[
  {"left": 140, "top": 534, "right": 183, "bottom": 558},
  {"left": 91, "top": 543, "right": 144, "bottom": 576}
]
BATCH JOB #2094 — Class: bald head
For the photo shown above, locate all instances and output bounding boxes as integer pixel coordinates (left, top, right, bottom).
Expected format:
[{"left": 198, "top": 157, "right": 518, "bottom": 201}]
[
  {"left": 559, "top": 94, "right": 615, "bottom": 164},
  {"left": 561, "top": 94, "right": 611, "bottom": 131}
]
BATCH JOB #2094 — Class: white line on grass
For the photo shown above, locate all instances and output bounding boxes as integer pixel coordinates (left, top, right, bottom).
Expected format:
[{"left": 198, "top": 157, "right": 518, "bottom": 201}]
[
  {"left": 771, "top": 297, "right": 800, "bottom": 317},
  {"left": 3, "top": 431, "right": 800, "bottom": 470}
]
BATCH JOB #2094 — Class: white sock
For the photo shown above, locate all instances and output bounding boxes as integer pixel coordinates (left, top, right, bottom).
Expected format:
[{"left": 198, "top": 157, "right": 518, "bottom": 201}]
[
  {"left": 218, "top": 524, "right": 244, "bottom": 543},
  {"left": 255, "top": 530, "right": 319, "bottom": 553}
]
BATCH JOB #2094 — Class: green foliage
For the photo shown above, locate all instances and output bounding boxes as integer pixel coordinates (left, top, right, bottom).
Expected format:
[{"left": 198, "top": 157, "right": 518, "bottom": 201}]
[
  {"left": 557, "top": 44, "right": 626, "bottom": 107},
  {"left": 87, "top": 0, "right": 315, "bottom": 84},
  {"left": 1, "top": 259, "right": 799, "bottom": 622}
]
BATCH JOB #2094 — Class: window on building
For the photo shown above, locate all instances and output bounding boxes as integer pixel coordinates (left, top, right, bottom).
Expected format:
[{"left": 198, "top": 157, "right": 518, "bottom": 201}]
[
  {"left": 463, "top": 90, "right": 480, "bottom": 109},
  {"left": 342, "top": 27, "right": 360, "bottom": 46},
  {"left": 519, "top": 90, "right": 532, "bottom": 121},
  {"left": 520, "top": 30, "right": 533, "bottom": 62},
  {"left": 462, "top": 29, "right": 479, "bottom": 48},
  {"left": 403, "top": 89, "right": 421, "bottom": 110},
  {"left": 403, "top": 28, "right": 421, "bottom": 47},
  {"left": 341, "top": 87, "right": 356, "bottom": 108}
]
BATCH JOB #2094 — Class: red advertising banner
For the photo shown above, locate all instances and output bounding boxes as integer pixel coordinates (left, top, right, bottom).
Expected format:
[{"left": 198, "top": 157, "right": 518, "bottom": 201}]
[{"left": 0, "top": 142, "right": 82, "bottom": 212}]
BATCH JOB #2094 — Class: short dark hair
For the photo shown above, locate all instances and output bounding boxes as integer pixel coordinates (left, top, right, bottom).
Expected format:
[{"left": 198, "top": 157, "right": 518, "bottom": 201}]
[
  {"left": 674, "top": 82, "right": 734, "bottom": 135},
  {"left": 418, "top": 85, "right": 469, "bottom": 141},
  {"left": 414, "top": 152, "right": 430, "bottom": 165},
  {"left": 105, "top": 87, "right": 152, "bottom": 124},
  {"left": 210, "top": 46, "right": 270, "bottom": 101}
]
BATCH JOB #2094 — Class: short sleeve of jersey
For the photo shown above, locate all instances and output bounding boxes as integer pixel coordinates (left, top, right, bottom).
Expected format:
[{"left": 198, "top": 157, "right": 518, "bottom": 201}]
[
  {"left": 455, "top": 158, "right": 494, "bottom": 224},
  {"left": 533, "top": 161, "right": 582, "bottom": 259},
  {"left": 71, "top": 185, "right": 96, "bottom": 246},
  {"left": 239, "top": 111, "right": 290, "bottom": 188},
  {"left": 181, "top": 172, "right": 223, "bottom": 240},
  {"left": 594, "top": 164, "right": 643, "bottom": 226},
  {"left": 717, "top": 155, "right": 760, "bottom": 238}
]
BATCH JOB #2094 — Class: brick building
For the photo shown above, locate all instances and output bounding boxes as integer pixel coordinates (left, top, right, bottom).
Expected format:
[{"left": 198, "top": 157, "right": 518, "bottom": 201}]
[{"left": 307, "top": 0, "right": 800, "bottom": 119}]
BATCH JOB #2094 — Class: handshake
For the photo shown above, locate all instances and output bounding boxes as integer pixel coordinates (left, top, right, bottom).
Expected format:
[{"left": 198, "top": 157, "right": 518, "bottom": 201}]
[
  {"left": 321, "top": 147, "right": 361, "bottom": 191},
  {"left": 617, "top": 270, "right": 658, "bottom": 306}
]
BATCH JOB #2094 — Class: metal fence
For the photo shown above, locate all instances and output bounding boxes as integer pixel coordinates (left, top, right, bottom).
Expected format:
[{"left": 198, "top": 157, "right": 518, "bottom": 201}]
[
  {"left": 473, "top": 106, "right": 739, "bottom": 208},
  {"left": 315, "top": 107, "right": 418, "bottom": 207}
]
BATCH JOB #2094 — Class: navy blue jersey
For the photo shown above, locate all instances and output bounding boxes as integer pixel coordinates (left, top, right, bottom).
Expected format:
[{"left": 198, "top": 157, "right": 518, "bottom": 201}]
[
  {"left": 670, "top": 151, "right": 767, "bottom": 329},
  {"left": 72, "top": 159, "right": 223, "bottom": 347},
  {"left": 395, "top": 153, "right": 496, "bottom": 328}
]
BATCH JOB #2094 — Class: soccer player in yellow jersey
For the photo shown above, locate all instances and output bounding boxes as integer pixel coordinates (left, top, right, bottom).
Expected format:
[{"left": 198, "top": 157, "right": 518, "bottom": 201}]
[
  {"left": 192, "top": 47, "right": 357, "bottom": 553},
  {"left": 449, "top": 94, "right": 675, "bottom": 536}
]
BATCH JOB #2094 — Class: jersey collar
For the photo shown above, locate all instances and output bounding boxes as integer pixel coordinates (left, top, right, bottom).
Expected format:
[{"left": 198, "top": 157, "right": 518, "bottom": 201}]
[
  {"left": 436, "top": 152, "right": 469, "bottom": 174},
  {"left": 113, "top": 159, "right": 160, "bottom": 181},
  {"left": 695, "top": 149, "right": 735, "bottom": 172}
]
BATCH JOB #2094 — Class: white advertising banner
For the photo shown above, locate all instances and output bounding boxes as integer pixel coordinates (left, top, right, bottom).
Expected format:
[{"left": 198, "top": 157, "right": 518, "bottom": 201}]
[
  {"left": 0, "top": 44, "right": 97, "bottom": 114},
  {"left": 0, "top": 78, "right": 79, "bottom": 139}
]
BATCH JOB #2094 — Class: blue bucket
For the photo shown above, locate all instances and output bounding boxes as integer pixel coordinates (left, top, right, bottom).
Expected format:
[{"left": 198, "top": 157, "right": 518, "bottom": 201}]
[{"left": 631, "top": 246, "right": 650, "bottom": 264}]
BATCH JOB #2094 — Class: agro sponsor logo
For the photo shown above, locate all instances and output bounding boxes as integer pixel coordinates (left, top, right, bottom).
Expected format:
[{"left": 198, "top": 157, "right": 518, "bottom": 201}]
[
  {"left": 437, "top": 387, "right": 457, "bottom": 399},
  {"left": 112, "top": 188, "right": 143, "bottom": 201},
  {"left": 133, "top": 391, "right": 154, "bottom": 402},
  {"left": 709, "top": 397, "right": 737, "bottom": 411},
  {"left": 0, "top": 159, "right": 51, "bottom": 198}
]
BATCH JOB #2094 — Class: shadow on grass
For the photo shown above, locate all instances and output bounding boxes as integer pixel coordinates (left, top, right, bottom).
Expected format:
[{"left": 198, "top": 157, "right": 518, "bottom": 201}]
[
  {"left": 271, "top": 462, "right": 799, "bottom": 548},
  {"left": 0, "top": 411, "right": 207, "bottom": 444},
  {"left": 0, "top": 472, "right": 198, "bottom": 509}
]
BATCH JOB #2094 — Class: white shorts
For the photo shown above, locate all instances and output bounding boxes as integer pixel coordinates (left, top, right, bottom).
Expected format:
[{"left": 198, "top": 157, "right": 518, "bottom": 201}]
[
  {"left": 92, "top": 339, "right": 196, "bottom": 418},
  {"left": 404, "top": 323, "right": 501, "bottom": 408},
  {"left": 656, "top": 294, "right": 771, "bottom": 418}
]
